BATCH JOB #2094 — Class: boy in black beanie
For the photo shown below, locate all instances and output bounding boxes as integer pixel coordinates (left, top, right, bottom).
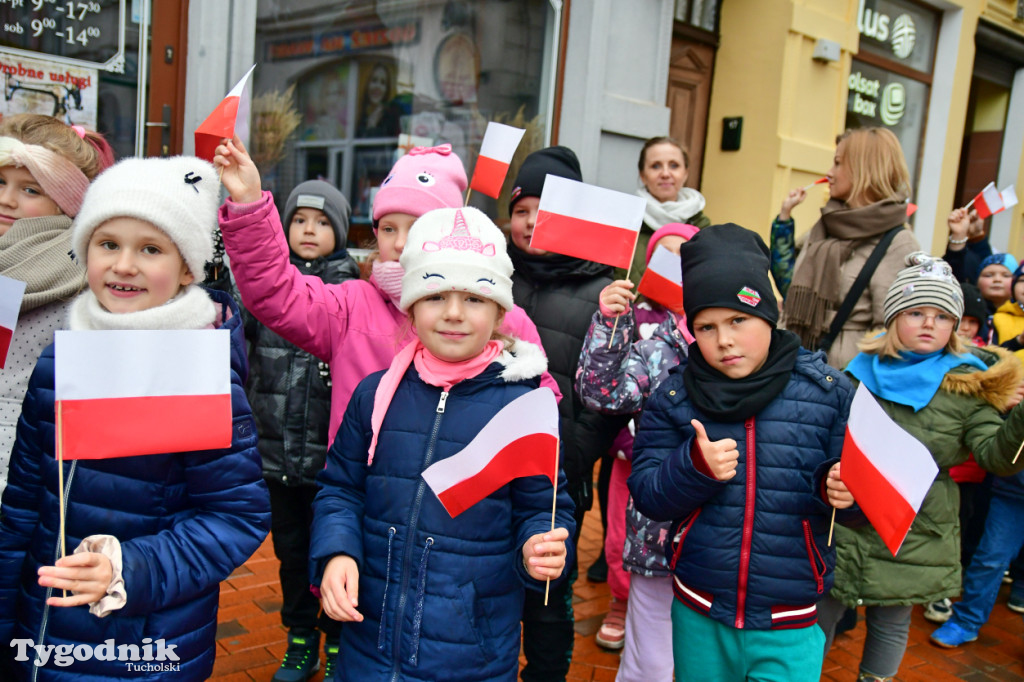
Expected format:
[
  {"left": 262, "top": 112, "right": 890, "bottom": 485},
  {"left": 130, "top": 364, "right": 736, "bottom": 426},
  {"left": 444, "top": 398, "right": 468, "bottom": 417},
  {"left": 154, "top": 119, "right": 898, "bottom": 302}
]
[
  {"left": 507, "top": 146, "right": 625, "bottom": 680},
  {"left": 628, "top": 223, "right": 858, "bottom": 681}
]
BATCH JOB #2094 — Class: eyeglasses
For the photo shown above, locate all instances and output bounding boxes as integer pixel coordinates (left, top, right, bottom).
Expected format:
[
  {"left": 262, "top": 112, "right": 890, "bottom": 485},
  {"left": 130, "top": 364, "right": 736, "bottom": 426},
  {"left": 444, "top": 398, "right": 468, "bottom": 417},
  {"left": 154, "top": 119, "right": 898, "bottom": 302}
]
[{"left": 900, "top": 310, "right": 957, "bottom": 329}]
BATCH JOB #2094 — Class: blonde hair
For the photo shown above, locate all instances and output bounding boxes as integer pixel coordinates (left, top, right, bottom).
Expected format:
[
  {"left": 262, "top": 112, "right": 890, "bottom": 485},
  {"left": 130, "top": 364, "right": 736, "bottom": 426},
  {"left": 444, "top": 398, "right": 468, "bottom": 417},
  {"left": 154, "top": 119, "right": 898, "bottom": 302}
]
[
  {"left": 858, "top": 320, "right": 966, "bottom": 359},
  {"left": 0, "top": 114, "right": 108, "bottom": 179},
  {"left": 836, "top": 128, "right": 911, "bottom": 208}
]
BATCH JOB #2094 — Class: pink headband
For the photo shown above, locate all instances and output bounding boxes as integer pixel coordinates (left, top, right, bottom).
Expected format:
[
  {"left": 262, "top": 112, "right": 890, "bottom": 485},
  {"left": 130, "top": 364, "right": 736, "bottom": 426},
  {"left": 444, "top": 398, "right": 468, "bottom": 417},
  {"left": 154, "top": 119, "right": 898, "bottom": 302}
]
[{"left": 0, "top": 137, "right": 90, "bottom": 217}]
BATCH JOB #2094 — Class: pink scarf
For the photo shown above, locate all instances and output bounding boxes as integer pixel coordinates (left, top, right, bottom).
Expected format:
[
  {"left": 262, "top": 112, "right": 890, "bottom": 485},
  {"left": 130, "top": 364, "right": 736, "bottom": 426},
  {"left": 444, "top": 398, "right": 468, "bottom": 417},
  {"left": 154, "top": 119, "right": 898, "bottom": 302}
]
[{"left": 367, "top": 339, "right": 504, "bottom": 464}]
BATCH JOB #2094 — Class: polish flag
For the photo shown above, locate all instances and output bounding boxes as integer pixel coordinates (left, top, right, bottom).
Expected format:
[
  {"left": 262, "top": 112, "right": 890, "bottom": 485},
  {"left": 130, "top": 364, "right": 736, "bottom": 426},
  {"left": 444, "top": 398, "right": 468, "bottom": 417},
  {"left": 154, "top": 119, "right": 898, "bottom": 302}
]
[
  {"left": 841, "top": 383, "right": 938, "bottom": 556},
  {"left": 55, "top": 330, "right": 232, "bottom": 460},
  {"left": 0, "top": 274, "right": 27, "bottom": 369},
  {"left": 530, "top": 175, "right": 646, "bottom": 269},
  {"left": 470, "top": 122, "right": 526, "bottom": 198},
  {"left": 999, "top": 186, "right": 1018, "bottom": 213},
  {"left": 637, "top": 245, "right": 683, "bottom": 313},
  {"left": 422, "top": 388, "right": 559, "bottom": 518},
  {"left": 906, "top": 202, "right": 918, "bottom": 217},
  {"left": 194, "top": 64, "right": 256, "bottom": 163},
  {"left": 972, "top": 182, "right": 1005, "bottom": 220}
]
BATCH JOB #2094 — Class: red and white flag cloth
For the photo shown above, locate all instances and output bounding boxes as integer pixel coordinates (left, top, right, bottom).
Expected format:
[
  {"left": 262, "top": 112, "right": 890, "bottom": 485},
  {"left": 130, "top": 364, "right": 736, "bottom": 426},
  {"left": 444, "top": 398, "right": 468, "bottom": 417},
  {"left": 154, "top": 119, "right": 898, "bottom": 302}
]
[
  {"left": 530, "top": 175, "right": 646, "bottom": 269},
  {"left": 637, "top": 244, "right": 683, "bottom": 313},
  {"left": 972, "top": 182, "right": 1005, "bottom": 220},
  {"left": 194, "top": 64, "right": 256, "bottom": 163},
  {"left": 55, "top": 330, "right": 232, "bottom": 460},
  {"left": 470, "top": 122, "right": 526, "bottom": 198},
  {"left": 841, "top": 383, "right": 938, "bottom": 556},
  {"left": 0, "top": 274, "right": 27, "bottom": 369},
  {"left": 422, "top": 387, "right": 559, "bottom": 518}
]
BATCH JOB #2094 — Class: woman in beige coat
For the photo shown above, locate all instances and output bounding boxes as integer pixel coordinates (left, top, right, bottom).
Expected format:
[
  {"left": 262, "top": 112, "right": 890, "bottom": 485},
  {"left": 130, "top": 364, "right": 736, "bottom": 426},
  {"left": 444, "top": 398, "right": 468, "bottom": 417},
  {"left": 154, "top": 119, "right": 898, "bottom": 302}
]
[{"left": 782, "top": 127, "right": 920, "bottom": 369}]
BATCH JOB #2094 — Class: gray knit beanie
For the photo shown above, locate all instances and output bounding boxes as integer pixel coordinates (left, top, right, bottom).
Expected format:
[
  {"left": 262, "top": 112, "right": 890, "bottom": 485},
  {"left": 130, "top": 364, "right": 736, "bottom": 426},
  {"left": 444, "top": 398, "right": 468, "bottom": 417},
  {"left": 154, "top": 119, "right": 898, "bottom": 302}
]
[
  {"left": 283, "top": 180, "right": 351, "bottom": 253},
  {"left": 883, "top": 252, "right": 963, "bottom": 327}
]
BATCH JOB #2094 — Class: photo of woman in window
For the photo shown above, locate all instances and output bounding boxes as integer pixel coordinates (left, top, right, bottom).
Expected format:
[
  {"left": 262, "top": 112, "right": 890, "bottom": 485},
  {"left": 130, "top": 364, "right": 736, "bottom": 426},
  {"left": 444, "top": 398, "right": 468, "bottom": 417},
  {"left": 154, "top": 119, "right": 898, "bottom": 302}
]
[{"left": 356, "top": 61, "right": 401, "bottom": 138}]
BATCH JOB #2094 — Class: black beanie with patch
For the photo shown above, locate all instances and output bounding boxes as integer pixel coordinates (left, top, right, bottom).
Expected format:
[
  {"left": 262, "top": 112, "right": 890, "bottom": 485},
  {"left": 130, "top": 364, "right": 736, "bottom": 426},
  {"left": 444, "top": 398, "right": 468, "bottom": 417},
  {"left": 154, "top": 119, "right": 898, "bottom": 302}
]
[
  {"left": 283, "top": 180, "right": 351, "bottom": 255},
  {"left": 679, "top": 223, "right": 779, "bottom": 333},
  {"left": 509, "top": 146, "right": 582, "bottom": 215}
]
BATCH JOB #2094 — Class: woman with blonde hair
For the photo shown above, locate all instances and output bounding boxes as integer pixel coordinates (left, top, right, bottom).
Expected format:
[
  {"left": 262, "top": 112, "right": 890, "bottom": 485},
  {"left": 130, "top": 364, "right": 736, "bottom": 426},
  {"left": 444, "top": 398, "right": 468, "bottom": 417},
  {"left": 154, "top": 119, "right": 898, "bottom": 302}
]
[{"left": 780, "top": 127, "right": 920, "bottom": 369}]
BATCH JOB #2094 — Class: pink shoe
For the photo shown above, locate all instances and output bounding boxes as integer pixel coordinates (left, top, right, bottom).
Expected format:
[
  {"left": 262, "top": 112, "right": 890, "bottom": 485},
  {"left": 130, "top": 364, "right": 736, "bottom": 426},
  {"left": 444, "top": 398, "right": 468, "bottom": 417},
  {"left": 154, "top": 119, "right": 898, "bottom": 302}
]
[{"left": 595, "top": 598, "right": 627, "bottom": 650}]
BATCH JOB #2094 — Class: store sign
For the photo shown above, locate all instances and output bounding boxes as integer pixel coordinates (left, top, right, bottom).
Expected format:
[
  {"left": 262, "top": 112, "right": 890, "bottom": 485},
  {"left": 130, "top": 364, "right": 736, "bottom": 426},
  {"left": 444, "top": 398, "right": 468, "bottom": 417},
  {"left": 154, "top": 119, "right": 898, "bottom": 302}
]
[
  {"left": 856, "top": 0, "right": 936, "bottom": 72},
  {"left": 0, "top": 51, "right": 97, "bottom": 127},
  {"left": 0, "top": 0, "right": 126, "bottom": 73},
  {"left": 266, "top": 21, "right": 420, "bottom": 62},
  {"left": 848, "top": 70, "right": 906, "bottom": 125}
]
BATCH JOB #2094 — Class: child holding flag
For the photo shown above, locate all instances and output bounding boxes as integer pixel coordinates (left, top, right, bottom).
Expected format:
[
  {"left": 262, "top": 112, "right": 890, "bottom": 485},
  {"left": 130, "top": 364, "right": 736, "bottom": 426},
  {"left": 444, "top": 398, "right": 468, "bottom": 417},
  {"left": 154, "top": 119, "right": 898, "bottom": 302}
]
[
  {"left": 628, "top": 223, "right": 858, "bottom": 682},
  {"left": 574, "top": 222, "right": 696, "bottom": 676},
  {"left": 0, "top": 114, "right": 113, "bottom": 497},
  {"left": 0, "top": 156, "right": 270, "bottom": 680},
  {"left": 820, "top": 252, "right": 1024, "bottom": 681},
  {"left": 309, "top": 206, "right": 575, "bottom": 681}
]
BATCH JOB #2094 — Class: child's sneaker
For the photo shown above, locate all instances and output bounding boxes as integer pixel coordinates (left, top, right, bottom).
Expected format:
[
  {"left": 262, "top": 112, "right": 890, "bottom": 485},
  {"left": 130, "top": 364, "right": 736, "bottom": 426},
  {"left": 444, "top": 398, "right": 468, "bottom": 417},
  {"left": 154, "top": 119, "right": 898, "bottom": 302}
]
[
  {"left": 923, "top": 598, "right": 953, "bottom": 623},
  {"left": 272, "top": 629, "right": 321, "bottom": 682},
  {"left": 930, "top": 621, "right": 978, "bottom": 649},
  {"left": 1008, "top": 593, "right": 1024, "bottom": 614},
  {"left": 323, "top": 639, "right": 340, "bottom": 681},
  {"left": 595, "top": 598, "right": 627, "bottom": 650}
]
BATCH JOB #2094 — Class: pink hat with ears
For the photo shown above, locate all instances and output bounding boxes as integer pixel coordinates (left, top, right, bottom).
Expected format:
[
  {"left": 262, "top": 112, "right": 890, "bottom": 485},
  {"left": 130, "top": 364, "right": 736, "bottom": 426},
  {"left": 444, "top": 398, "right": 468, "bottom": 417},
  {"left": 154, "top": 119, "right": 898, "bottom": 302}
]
[
  {"left": 646, "top": 223, "right": 700, "bottom": 263},
  {"left": 371, "top": 144, "right": 468, "bottom": 224}
]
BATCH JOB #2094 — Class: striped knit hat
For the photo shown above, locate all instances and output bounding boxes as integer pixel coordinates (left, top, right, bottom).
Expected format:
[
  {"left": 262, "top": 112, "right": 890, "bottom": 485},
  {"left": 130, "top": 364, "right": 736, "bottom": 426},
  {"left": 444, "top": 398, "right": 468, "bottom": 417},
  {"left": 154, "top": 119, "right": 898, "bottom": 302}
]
[{"left": 883, "top": 252, "right": 963, "bottom": 327}]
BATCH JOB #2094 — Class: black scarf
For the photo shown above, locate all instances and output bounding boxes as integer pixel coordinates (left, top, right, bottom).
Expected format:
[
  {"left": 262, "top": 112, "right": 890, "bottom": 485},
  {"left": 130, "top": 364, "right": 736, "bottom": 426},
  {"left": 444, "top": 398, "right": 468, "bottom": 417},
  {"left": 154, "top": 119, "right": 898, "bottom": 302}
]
[{"left": 683, "top": 329, "right": 801, "bottom": 422}]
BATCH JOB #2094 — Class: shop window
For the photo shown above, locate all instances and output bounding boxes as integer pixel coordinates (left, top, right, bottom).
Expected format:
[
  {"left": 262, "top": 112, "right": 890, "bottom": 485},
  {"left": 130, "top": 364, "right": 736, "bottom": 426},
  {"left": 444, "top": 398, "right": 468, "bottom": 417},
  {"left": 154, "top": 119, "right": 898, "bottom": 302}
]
[
  {"left": 253, "top": 0, "right": 560, "bottom": 249},
  {"left": 845, "top": 0, "right": 939, "bottom": 187}
]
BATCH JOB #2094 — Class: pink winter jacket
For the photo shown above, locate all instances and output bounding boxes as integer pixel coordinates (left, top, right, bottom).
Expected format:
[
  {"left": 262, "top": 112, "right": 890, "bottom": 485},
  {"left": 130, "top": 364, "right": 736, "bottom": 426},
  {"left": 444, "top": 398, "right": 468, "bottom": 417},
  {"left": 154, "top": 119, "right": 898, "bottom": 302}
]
[{"left": 218, "top": 192, "right": 560, "bottom": 444}]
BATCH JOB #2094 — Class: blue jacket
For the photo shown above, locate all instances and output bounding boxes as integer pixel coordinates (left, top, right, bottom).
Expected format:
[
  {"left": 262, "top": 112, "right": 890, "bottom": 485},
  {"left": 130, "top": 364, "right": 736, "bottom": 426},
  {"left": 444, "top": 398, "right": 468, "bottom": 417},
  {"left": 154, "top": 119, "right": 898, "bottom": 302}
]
[
  {"left": 310, "top": 341, "right": 576, "bottom": 681},
  {"left": 628, "top": 348, "right": 856, "bottom": 631},
  {"left": 0, "top": 289, "right": 270, "bottom": 681}
]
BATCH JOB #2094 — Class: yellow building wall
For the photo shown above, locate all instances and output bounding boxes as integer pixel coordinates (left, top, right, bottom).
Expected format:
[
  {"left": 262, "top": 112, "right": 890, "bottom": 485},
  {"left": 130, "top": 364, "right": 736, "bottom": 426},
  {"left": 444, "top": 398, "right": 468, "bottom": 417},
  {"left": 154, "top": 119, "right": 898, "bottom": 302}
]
[{"left": 698, "top": 0, "right": 1004, "bottom": 257}]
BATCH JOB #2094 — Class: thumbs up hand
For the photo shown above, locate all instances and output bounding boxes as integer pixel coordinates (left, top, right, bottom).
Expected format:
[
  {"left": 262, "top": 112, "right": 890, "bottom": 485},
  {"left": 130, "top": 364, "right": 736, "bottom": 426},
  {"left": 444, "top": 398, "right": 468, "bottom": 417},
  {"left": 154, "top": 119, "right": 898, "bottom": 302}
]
[{"left": 691, "top": 419, "right": 739, "bottom": 481}]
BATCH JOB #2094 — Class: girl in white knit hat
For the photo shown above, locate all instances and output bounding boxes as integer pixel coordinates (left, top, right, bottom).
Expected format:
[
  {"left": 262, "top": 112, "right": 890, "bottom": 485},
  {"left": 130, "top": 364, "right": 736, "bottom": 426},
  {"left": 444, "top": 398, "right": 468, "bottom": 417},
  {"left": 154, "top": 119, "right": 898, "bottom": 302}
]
[
  {"left": 0, "top": 156, "right": 270, "bottom": 680},
  {"left": 308, "top": 206, "right": 574, "bottom": 682}
]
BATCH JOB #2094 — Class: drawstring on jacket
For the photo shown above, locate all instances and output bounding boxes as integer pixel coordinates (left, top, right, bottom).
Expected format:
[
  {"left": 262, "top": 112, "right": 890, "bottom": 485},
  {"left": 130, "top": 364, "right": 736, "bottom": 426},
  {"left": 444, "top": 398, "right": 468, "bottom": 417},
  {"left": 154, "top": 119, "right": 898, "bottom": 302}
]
[
  {"left": 408, "top": 537, "right": 434, "bottom": 666},
  {"left": 377, "top": 526, "right": 397, "bottom": 653}
]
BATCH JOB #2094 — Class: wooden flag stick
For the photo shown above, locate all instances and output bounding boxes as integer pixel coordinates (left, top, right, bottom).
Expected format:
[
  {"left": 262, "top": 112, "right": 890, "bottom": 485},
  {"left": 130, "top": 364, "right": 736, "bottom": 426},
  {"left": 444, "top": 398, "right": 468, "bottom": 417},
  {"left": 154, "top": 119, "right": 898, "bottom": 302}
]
[
  {"left": 963, "top": 196, "right": 976, "bottom": 212},
  {"left": 465, "top": 187, "right": 473, "bottom": 205},
  {"left": 827, "top": 507, "right": 836, "bottom": 546},
  {"left": 1013, "top": 437, "right": 1024, "bottom": 465},
  {"left": 608, "top": 233, "right": 640, "bottom": 350},
  {"left": 57, "top": 401, "right": 67, "bottom": 597},
  {"left": 544, "top": 437, "right": 559, "bottom": 606}
]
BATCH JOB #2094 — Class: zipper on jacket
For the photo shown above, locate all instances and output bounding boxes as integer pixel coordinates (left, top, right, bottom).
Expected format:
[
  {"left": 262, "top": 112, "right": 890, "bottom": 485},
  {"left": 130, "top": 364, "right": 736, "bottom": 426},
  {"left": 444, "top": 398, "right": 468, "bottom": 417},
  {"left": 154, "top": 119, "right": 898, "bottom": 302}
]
[
  {"left": 669, "top": 509, "right": 701, "bottom": 571},
  {"left": 34, "top": 461, "right": 77, "bottom": 682},
  {"left": 389, "top": 390, "right": 448, "bottom": 681},
  {"left": 802, "top": 520, "right": 825, "bottom": 594},
  {"left": 735, "top": 417, "right": 756, "bottom": 629}
]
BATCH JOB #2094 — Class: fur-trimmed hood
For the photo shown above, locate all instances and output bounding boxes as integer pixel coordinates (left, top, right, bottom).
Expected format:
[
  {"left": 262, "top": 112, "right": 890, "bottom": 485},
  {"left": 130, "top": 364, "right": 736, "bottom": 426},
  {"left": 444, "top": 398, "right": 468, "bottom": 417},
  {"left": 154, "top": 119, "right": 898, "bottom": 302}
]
[
  {"left": 498, "top": 339, "right": 548, "bottom": 382},
  {"left": 942, "top": 345, "right": 1024, "bottom": 412}
]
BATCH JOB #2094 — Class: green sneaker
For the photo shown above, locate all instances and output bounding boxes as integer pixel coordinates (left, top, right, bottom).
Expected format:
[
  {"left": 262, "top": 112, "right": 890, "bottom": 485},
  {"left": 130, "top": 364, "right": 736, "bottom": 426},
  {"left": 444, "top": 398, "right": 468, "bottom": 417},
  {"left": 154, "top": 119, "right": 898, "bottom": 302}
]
[
  {"left": 271, "top": 630, "right": 320, "bottom": 682},
  {"left": 324, "top": 640, "right": 340, "bottom": 680}
]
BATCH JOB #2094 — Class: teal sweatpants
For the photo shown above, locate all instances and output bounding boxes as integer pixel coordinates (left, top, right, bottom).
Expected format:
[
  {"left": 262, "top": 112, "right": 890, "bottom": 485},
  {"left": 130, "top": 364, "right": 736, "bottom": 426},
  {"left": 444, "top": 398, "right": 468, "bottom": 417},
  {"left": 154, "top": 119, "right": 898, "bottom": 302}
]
[{"left": 671, "top": 599, "right": 824, "bottom": 681}]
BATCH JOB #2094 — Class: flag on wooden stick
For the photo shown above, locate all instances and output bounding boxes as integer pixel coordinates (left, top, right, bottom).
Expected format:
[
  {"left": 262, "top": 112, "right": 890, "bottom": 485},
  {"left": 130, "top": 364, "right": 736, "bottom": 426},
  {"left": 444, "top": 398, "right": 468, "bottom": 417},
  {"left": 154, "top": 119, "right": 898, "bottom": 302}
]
[
  {"left": 470, "top": 122, "right": 526, "bottom": 198},
  {"left": 637, "top": 245, "right": 683, "bottom": 313},
  {"left": 194, "top": 64, "right": 256, "bottom": 162}
]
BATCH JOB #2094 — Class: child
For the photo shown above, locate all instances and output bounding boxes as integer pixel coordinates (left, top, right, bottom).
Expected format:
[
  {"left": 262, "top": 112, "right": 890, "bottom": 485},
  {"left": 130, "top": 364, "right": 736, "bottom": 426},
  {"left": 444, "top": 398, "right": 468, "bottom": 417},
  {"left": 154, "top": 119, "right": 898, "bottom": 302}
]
[
  {"left": 628, "top": 223, "right": 857, "bottom": 681},
  {"left": 958, "top": 282, "right": 988, "bottom": 347},
  {"left": 820, "top": 253, "right": 1024, "bottom": 680},
  {"left": 505, "top": 145, "right": 624, "bottom": 680},
  {"left": 0, "top": 156, "right": 270, "bottom": 680},
  {"left": 975, "top": 253, "right": 1017, "bottom": 341},
  {"left": 0, "top": 114, "right": 113, "bottom": 495},
  {"left": 309, "top": 206, "right": 575, "bottom": 681},
  {"left": 994, "top": 262, "right": 1024, "bottom": 356},
  {"left": 210, "top": 180, "right": 359, "bottom": 681},
  {"left": 575, "top": 223, "right": 696, "bottom": 675}
]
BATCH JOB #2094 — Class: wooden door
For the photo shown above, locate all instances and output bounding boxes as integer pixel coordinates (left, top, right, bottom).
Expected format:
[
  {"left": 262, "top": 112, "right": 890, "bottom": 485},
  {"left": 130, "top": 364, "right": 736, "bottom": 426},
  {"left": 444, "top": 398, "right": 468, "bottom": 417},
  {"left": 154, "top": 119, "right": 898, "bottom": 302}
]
[
  {"left": 666, "top": 37, "right": 714, "bottom": 188},
  {"left": 146, "top": 0, "right": 189, "bottom": 157}
]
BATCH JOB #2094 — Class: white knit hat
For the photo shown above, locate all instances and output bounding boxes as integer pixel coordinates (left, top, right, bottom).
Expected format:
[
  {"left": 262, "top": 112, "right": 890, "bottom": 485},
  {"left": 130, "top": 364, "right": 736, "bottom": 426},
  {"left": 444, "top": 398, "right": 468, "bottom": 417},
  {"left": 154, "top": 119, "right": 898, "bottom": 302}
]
[
  {"left": 71, "top": 156, "right": 219, "bottom": 280},
  {"left": 399, "top": 207, "right": 514, "bottom": 312},
  {"left": 883, "top": 252, "right": 964, "bottom": 327}
]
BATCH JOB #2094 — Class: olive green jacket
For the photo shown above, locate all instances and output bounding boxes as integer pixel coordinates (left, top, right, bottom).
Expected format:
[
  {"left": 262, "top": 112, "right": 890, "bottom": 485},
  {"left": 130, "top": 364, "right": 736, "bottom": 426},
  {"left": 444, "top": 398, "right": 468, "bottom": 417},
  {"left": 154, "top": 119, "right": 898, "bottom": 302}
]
[{"left": 831, "top": 345, "right": 1024, "bottom": 607}]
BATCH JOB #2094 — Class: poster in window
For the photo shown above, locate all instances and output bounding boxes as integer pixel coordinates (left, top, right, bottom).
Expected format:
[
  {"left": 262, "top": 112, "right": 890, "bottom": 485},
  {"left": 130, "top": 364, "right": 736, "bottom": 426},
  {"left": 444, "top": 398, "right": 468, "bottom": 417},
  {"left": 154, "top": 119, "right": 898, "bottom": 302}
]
[
  {"left": 0, "top": 51, "right": 97, "bottom": 128},
  {"left": 356, "top": 61, "right": 401, "bottom": 138},
  {"left": 434, "top": 32, "right": 479, "bottom": 106},
  {"left": 298, "top": 62, "right": 350, "bottom": 142}
]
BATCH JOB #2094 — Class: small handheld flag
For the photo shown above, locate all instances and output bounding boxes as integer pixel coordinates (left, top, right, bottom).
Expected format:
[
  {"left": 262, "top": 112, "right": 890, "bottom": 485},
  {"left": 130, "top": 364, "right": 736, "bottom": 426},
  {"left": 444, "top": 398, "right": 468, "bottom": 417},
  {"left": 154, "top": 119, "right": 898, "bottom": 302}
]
[
  {"left": 55, "top": 330, "right": 233, "bottom": 460},
  {"left": 637, "top": 245, "right": 683, "bottom": 313},
  {"left": 0, "top": 275, "right": 27, "bottom": 369},
  {"left": 530, "top": 175, "right": 646, "bottom": 269},
  {"left": 802, "top": 177, "right": 828, "bottom": 191},
  {"left": 195, "top": 64, "right": 256, "bottom": 163},
  {"left": 470, "top": 122, "right": 526, "bottom": 199},
  {"left": 966, "top": 182, "right": 1004, "bottom": 219},
  {"left": 841, "top": 384, "right": 938, "bottom": 556}
]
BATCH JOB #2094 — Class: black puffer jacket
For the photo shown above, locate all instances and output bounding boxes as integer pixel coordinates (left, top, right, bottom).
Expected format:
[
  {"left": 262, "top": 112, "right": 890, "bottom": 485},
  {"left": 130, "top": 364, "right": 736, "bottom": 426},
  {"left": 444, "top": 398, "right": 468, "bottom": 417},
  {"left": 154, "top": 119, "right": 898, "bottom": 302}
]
[{"left": 509, "top": 246, "right": 625, "bottom": 512}]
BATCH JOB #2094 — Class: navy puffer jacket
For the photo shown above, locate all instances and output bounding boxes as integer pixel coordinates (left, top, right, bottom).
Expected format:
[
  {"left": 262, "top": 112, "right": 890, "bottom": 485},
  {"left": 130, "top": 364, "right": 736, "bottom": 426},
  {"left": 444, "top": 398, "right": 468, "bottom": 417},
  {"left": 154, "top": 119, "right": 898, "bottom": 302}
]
[
  {"left": 0, "top": 289, "right": 271, "bottom": 681},
  {"left": 629, "top": 348, "right": 857, "bottom": 631},
  {"left": 310, "top": 341, "right": 576, "bottom": 681}
]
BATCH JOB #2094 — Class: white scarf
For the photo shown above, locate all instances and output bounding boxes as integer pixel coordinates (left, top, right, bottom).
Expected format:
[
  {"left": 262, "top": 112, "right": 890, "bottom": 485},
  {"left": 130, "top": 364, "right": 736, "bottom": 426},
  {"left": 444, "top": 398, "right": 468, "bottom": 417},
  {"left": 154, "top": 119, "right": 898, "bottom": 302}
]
[
  {"left": 69, "top": 284, "right": 217, "bottom": 331},
  {"left": 638, "top": 186, "right": 707, "bottom": 230}
]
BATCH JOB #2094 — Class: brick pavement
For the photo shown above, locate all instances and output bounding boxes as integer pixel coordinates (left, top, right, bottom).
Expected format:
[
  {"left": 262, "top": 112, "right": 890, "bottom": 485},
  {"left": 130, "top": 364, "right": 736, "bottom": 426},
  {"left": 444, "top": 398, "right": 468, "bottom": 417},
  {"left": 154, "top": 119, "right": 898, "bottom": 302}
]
[{"left": 210, "top": 506, "right": 1023, "bottom": 681}]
